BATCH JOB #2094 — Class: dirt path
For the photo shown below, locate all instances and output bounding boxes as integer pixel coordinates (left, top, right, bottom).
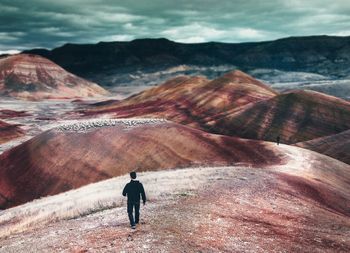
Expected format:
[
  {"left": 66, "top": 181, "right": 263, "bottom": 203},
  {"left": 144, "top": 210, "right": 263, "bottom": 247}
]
[{"left": 1, "top": 166, "right": 349, "bottom": 253}]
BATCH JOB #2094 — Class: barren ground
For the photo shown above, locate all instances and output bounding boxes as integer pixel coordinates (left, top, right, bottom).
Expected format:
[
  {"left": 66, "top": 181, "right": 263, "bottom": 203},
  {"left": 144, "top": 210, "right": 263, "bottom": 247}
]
[
  {"left": 1, "top": 145, "right": 349, "bottom": 252},
  {"left": 0, "top": 95, "right": 137, "bottom": 153}
]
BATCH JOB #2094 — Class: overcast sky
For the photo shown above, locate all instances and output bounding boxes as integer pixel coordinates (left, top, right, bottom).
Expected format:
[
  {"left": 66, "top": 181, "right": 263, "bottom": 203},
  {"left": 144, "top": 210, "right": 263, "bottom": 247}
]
[{"left": 1, "top": 0, "right": 350, "bottom": 54}]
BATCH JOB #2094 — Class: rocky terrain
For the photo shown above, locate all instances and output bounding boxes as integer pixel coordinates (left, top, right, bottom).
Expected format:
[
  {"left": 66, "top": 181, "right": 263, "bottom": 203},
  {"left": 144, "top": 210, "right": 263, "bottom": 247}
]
[
  {"left": 0, "top": 144, "right": 349, "bottom": 252},
  {"left": 0, "top": 119, "right": 283, "bottom": 209},
  {"left": 251, "top": 69, "right": 350, "bottom": 100},
  {"left": 296, "top": 130, "right": 350, "bottom": 164},
  {"left": 0, "top": 98, "right": 87, "bottom": 154},
  {"left": 0, "top": 54, "right": 108, "bottom": 100},
  {"left": 268, "top": 78, "right": 350, "bottom": 100}
]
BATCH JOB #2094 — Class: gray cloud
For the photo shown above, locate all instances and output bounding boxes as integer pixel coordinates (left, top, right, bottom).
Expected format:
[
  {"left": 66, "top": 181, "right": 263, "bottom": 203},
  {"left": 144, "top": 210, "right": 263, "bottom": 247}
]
[{"left": 0, "top": 0, "right": 349, "bottom": 52}]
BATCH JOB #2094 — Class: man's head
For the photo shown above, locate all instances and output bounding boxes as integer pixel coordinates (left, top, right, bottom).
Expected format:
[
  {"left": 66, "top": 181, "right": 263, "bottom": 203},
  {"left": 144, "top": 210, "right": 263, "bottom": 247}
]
[{"left": 130, "top": 171, "right": 137, "bottom": 179}]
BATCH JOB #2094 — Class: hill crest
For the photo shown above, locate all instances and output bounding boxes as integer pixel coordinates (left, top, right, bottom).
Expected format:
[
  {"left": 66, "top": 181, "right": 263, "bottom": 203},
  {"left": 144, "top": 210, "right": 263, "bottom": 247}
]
[{"left": 0, "top": 54, "right": 108, "bottom": 99}]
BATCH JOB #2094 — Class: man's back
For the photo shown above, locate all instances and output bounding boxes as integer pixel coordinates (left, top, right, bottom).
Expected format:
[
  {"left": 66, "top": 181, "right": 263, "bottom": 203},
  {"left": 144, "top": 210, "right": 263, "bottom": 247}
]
[
  {"left": 123, "top": 180, "right": 146, "bottom": 203},
  {"left": 123, "top": 172, "right": 146, "bottom": 229}
]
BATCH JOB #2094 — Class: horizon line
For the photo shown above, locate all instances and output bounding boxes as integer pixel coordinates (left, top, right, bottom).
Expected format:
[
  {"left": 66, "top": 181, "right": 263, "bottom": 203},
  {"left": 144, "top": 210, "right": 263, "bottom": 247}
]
[{"left": 1, "top": 34, "right": 350, "bottom": 55}]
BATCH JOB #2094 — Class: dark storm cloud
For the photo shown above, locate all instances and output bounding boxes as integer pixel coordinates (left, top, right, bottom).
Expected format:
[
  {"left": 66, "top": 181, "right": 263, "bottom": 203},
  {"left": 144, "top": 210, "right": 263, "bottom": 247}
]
[{"left": 0, "top": 0, "right": 350, "bottom": 53}]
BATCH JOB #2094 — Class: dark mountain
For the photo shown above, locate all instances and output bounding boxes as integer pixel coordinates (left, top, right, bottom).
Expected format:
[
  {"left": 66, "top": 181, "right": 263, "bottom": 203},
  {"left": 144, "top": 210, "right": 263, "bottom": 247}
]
[{"left": 23, "top": 36, "right": 350, "bottom": 87}]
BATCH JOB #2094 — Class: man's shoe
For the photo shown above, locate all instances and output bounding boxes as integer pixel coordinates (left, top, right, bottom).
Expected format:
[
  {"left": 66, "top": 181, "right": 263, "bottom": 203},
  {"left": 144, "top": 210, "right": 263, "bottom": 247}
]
[{"left": 131, "top": 225, "right": 136, "bottom": 229}]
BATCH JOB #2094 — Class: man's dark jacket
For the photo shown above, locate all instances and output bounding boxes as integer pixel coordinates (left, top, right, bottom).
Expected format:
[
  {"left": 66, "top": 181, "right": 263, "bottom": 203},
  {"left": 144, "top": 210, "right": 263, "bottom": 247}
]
[{"left": 122, "top": 180, "right": 146, "bottom": 203}]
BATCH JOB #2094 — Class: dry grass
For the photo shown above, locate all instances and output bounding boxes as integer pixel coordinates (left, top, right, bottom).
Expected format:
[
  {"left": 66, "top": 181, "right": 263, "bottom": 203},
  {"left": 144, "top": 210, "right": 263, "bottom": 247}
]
[{"left": 0, "top": 166, "right": 230, "bottom": 238}]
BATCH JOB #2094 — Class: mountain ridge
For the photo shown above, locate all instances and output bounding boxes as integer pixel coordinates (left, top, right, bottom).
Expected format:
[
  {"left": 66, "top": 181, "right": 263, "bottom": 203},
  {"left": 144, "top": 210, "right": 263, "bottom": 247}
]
[{"left": 22, "top": 35, "right": 350, "bottom": 87}]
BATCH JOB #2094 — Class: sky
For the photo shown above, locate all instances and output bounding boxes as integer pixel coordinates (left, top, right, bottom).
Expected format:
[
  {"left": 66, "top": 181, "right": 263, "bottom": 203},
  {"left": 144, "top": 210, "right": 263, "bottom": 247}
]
[{"left": 1, "top": 0, "right": 350, "bottom": 54}]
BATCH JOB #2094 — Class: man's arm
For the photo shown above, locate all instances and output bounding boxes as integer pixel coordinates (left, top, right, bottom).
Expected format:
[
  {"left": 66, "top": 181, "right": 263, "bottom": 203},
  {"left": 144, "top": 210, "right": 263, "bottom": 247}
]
[
  {"left": 122, "top": 184, "right": 128, "bottom": 197},
  {"left": 140, "top": 183, "right": 146, "bottom": 204}
]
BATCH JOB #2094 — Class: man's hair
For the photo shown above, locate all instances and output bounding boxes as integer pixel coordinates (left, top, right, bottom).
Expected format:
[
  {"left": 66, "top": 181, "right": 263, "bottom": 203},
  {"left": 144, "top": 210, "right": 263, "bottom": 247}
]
[{"left": 130, "top": 171, "right": 137, "bottom": 179}]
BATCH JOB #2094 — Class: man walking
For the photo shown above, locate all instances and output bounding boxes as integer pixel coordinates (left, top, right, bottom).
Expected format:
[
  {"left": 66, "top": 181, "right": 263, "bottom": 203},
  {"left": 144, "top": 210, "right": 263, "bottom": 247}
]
[
  {"left": 122, "top": 171, "right": 146, "bottom": 229},
  {"left": 276, "top": 135, "right": 280, "bottom": 145}
]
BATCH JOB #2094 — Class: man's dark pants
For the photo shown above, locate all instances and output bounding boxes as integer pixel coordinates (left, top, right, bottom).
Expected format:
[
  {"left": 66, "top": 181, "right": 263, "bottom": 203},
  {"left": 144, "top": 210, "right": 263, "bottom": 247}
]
[{"left": 127, "top": 201, "right": 140, "bottom": 226}]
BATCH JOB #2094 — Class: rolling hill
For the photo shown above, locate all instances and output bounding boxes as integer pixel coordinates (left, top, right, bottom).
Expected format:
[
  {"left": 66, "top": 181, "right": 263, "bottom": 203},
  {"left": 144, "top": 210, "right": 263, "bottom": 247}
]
[
  {"left": 0, "top": 54, "right": 108, "bottom": 100},
  {"left": 0, "top": 119, "right": 283, "bottom": 209},
  {"left": 213, "top": 90, "right": 350, "bottom": 144},
  {"left": 186, "top": 70, "right": 277, "bottom": 114},
  {"left": 296, "top": 130, "right": 350, "bottom": 164},
  {"left": 82, "top": 70, "right": 277, "bottom": 130},
  {"left": 82, "top": 71, "right": 350, "bottom": 144},
  {"left": 1, "top": 144, "right": 349, "bottom": 252}
]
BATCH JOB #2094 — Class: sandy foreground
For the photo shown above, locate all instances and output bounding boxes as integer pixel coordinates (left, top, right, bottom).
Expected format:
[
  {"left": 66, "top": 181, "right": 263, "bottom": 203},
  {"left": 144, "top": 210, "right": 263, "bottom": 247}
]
[{"left": 0, "top": 145, "right": 349, "bottom": 252}]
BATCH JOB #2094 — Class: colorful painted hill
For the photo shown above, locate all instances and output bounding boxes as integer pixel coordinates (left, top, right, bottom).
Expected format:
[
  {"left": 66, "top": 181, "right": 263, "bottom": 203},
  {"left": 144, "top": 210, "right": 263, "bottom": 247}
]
[
  {"left": 0, "top": 54, "right": 108, "bottom": 100},
  {"left": 82, "top": 71, "right": 350, "bottom": 144},
  {"left": 0, "top": 119, "right": 282, "bottom": 209},
  {"left": 213, "top": 90, "right": 350, "bottom": 144}
]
